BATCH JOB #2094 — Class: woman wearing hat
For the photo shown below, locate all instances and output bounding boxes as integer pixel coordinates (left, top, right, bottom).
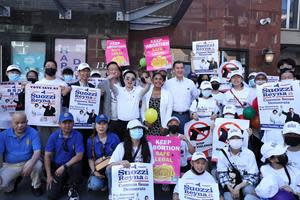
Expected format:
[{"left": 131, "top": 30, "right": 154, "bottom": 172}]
[
  {"left": 106, "top": 119, "right": 153, "bottom": 200},
  {"left": 6, "top": 64, "right": 22, "bottom": 82},
  {"left": 259, "top": 141, "right": 300, "bottom": 199},
  {"left": 86, "top": 114, "right": 120, "bottom": 191}
]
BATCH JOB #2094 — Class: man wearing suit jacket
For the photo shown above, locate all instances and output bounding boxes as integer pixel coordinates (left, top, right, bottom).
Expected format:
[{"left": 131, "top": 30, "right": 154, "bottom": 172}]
[{"left": 282, "top": 108, "right": 300, "bottom": 123}]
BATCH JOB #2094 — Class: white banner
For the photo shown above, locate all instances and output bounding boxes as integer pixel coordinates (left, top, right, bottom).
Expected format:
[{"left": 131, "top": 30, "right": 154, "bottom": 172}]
[
  {"left": 0, "top": 82, "right": 22, "bottom": 128},
  {"left": 184, "top": 119, "right": 213, "bottom": 157},
  {"left": 256, "top": 81, "right": 300, "bottom": 130},
  {"left": 192, "top": 40, "right": 219, "bottom": 74},
  {"left": 178, "top": 179, "right": 219, "bottom": 200},
  {"left": 88, "top": 77, "right": 106, "bottom": 88},
  {"left": 25, "top": 84, "right": 61, "bottom": 126},
  {"left": 212, "top": 118, "right": 249, "bottom": 161},
  {"left": 69, "top": 86, "right": 101, "bottom": 129},
  {"left": 112, "top": 163, "right": 154, "bottom": 200}
]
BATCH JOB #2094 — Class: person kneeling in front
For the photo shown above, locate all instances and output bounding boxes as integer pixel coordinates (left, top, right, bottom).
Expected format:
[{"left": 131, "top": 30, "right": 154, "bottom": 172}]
[
  {"left": 0, "top": 112, "right": 43, "bottom": 196},
  {"left": 44, "top": 112, "right": 84, "bottom": 200},
  {"left": 173, "top": 152, "right": 217, "bottom": 200}
]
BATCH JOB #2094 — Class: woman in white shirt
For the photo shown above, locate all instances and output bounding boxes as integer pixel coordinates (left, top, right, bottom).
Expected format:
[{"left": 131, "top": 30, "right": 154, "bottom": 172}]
[
  {"left": 141, "top": 72, "right": 173, "bottom": 135},
  {"left": 106, "top": 119, "right": 154, "bottom": 200},
  {"left": 190, "top": 81, "right": 219, "bottom": 120},
  {"left": 109, "top": 70, "right": 151, "bottom": 141}
]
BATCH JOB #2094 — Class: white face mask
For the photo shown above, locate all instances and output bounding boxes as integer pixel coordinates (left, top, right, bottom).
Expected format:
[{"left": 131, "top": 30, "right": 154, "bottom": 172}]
[
  {"left": 224, "top": 114, "right": 235, "bottom": 119},
  {"left": 255, "top": 80, "right": 266, "bottom": 86},
  {"left": 281, "top": 79, "right": 294, "bottom": 83},
  {"left": 229, "top": 139, "right": 243, "bottom": 149}
]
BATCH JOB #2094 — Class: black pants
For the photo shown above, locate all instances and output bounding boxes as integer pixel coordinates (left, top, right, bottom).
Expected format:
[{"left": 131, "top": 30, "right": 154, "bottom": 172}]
[
  {"left": 111, "top": 120, "right": 129, "bottom": 142},
  {"left": 47, "top": 162, "right": 82, "bottom": 200}
]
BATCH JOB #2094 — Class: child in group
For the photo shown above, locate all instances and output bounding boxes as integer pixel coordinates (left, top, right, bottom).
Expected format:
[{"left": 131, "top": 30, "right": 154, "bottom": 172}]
[{"left": 173, "top": 152, "right": 218, "bottom": 200}]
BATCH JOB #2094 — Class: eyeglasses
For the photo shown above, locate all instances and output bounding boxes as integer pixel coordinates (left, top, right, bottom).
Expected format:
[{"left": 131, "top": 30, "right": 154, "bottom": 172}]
[
  {"left": 62, "top": 139, "right": 69, "bottom": 152},
  {"left": 125, "top": 77, "right": 136, "bottom": 82}
]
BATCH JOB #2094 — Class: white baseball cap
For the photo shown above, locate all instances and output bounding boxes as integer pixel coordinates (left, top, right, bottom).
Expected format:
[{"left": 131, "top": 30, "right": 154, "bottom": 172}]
[
  {"left": 6, "top": 65, "right": 21, "bottom": 73},
  {"left": 223, "top": 104, "right": 237, "bottom": 115},
  {"left": 255, "top": 176, "right": 279, "bottom": 198},
  {"left": 167, "top": 116, "right": 180, "bottom": 124},
  {"left": 191, "top": 151, "right": 207, "bottom": 161},
  {"left": 260, "top": 142, "right": 288, "bottom": 162},
  {"left": 283, "top": 121, "right": 300, "bottom": 135},
  {"left": 78, "top": 63, "right": 91, "bottom": 71},
  {"left": 248, "top": 72, "right": 257, "bottom": 78},
  {"left": 90, "top": 70, "right": 101, "bottom": 77},
  {"left": 200, "top": 81, "right": 212, "bottom": 90},
  {"left": 255, "top": 72, "right": 267, "bottom": 80},
  {"left": 210, "top": 76, "right": 220, "bottom": 83},
  {"left": 227, "top": 128, "right": 243, "bottom": 139},
  {"left": 229, "top": 70, "right": 244, "bottom": 79},
  {"left": 127, "top": 119, "right": 146, "bottom": 129}
]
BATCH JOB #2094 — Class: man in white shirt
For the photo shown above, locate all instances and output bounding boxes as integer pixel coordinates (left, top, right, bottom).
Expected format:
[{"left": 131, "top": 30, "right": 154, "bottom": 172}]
[
  {"left": 35, "top": 60, "right": 69, "bottom": 150},
  {"left": 165, "top": 61, "right": 199, "bottom": 134}
]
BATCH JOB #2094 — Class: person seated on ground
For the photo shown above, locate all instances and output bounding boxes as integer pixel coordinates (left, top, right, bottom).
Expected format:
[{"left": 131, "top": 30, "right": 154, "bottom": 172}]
[
  {"left": 283, "top": 121, "right": 300, "bottom": 169},
  {"left": 44, "top": 112, "right": 84, "bottom": 200},
  {"left": 86, "top": 114, "right": 120, "bottom": 192},
  {"left": 258, "top": 141, "right": 300, "bottom": 200},
  {"left": 106, "top": 119, "right": 154, "bottom": 200},
  {"left": 217, "top": 128, "right": 259, "bottom": 200},
  {"left": 173, "top": 152, "right": 217, "bottom": 200},
  {"left": 0, "top": 112, "right": 43, "bottom": 196}
]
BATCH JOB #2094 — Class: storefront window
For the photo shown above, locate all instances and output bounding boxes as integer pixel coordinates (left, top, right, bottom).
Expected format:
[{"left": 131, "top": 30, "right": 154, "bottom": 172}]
[
  {"left": 282, "top": 0, "right": 300, "bottom": 29},
  {"left": 11, "top": 41, "right": 46, "bottom": 80}
]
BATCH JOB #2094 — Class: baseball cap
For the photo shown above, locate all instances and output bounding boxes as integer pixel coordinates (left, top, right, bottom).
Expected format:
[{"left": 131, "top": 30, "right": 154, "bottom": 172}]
[
  {"left": 167, "top": 116, "right": 180, "bottom": 125},
  {"left": 260, "top": 142, "right": 288, "bottom": 162},
  {"left": 227, "top": 128, "right": 243, "bottom": 139},
  {"left": 255, "top": 72, "right": 267, "bottom": 80},
  {"left": 210, "top": 76, "right": 220, "bottom": 83},
  {"left": 78, "top": 63, "right": 91, "bottom": 71},
  {"left": 223, "top": 104, "right": 237, "bottom": 115},
  {"left": 248, "top": 72, "right": 257, "bottom": 78},
  {"left": 191, "top": 151, "right": 207, "bottom": 161},
  {"left": 283, "top": 121, "right": 300, "bottom": 135},
  {"left": 188, "top": 72, "right": 198, "bottom": 79},
  {"left": 95, "top": 114, "right": 109, "bottom": 123},
  {"left": 127, "top": 119, "right": 146, "bottom": 129},
  {"left": 6, "top": 65, "right": 21, "bottom": 73},
  {"left": 90, "top": 70, "right": 101, "bottom": 77},
  {"left": 200, "top": 81, "right": 212, "bottom": 90},
  {"left": 229, "top": 70, "right": 244, "bottom": 79},
  {"left": 59, "top": 112, "right": 74, "bottom": 123}
]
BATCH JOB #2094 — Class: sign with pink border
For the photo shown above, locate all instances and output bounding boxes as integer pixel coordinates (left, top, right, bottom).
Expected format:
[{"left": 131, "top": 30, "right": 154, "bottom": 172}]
[{"left": 105, "top": 39, "right": 129, "bottom": 67}]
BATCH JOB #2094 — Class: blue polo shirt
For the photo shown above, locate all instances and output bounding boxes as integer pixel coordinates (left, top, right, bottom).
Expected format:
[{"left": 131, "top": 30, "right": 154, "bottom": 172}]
[
  {"left": 86, "top": 132, "right": 120, "bottom": 159},
  {"left": 0, "top": 126, "right": 41, "bottom": 163},
  {"left": 45, "top": 129, "right": 84, "bottom": 165}
]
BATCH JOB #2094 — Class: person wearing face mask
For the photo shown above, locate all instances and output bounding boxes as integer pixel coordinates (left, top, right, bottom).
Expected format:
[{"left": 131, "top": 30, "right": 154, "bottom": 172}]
[
  {"left": 248, "top": 72, "right": 257, "bottom": 88},
  {"left": 217, "top": 128, "right": 259, "bottom": 200},
  {"left": 106, "top": 119, "right": 154, "bottom": 200},
  {"left": 6, "top": 65, "right": 22, "bottom": 82},
  {"left": 283, "top": 121, "right": 300, "bottom": 169},
  {"left": 108, "top": 70, "right": 151, "bottom": 141},
  {"left": 210, "top": 76, "right": 225, "bottom": 107},
  {"left": 280, "top": 69, "right": 297, "bottom": 82},
  {"left": 26, "top": 69, "right": 39, "bottom": 83},
  {"left": 62, "top": 67, "right": 74, "bottom": 83},
  {"left": 260, "top": 142, "right": 300, "bottom": 199},
  {"left": 173, "top": 152, "right": 218, "bottom": 200},
  {"left": 166, "top": 117, "right": 195, "bottom": 174},
  {"left": 190, "top": 81, "right": 219, "bottom": 121}
]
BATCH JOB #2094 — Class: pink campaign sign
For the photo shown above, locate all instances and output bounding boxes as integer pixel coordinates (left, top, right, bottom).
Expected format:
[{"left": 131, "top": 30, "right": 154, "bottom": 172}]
[
  {"left": 147, "top": 136, "right": 180, "bottom": 184},
  {"left": 105, "top": 39, "right": 130, "bottom": 67},
  {"left": 143, "top": 36, "right": 172, "bottom": 71}
]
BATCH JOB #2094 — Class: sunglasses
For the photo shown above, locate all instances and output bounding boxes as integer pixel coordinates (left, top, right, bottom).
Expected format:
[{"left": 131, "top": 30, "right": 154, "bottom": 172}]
[
  {"left": 62, "top": 139, "right": 69, "bottom": 152},
  {"left": 125, "top": 77, "right": 136, "bottom": 82}
]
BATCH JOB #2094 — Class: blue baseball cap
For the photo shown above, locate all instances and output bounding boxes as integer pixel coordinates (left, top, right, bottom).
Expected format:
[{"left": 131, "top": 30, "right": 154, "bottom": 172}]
[
  {"left": 96, "top": 114, "right": 109, "bottom": 123},
  {"left": 59, "top": 112, "right": 74, "bottom": 123}
]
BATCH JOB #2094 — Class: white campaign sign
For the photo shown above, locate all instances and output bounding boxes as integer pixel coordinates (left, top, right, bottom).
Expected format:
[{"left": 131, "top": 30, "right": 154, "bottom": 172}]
[{"left": 112, "top": 163, "right": 154, "bottom": 200}]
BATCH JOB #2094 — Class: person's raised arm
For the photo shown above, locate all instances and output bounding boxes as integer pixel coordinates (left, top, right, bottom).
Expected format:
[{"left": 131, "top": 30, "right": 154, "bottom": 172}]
[{"left": 107, "top": 74, "right": 119, "bottom": 97}]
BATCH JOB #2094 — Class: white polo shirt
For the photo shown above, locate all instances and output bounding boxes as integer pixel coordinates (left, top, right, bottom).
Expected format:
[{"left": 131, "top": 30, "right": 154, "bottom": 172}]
[
  {"left": 35, "top": 78, "right": 68, "bottom": 87},
  {"left": 173, "top": 170, "right": 216, "bottom": 193},
  {"left": 165, "top": 77, "right": 199, "bottom": 112},
  {"left": 190, "top": 97, "right": 219, "bottom": 118},
  {"left": 116, "top": 85, "right": 143, "bottom": 121}
]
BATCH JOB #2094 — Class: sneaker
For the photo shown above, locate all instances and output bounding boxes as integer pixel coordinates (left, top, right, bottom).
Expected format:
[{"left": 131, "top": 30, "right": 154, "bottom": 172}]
[
  {"left": 68, "top": 187, "right": 80, "bottom": 200},
  {"left": 4, "top": 176, "right": 23, "bottom": 194},
  {"left": 31, "top": 186, "right": 43, "bottom": 197}
]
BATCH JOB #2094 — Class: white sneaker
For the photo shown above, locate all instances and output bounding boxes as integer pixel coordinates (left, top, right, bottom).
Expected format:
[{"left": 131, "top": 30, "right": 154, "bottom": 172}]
[{"left": 68, "top": 187, "right": 80, "bottom": 200}]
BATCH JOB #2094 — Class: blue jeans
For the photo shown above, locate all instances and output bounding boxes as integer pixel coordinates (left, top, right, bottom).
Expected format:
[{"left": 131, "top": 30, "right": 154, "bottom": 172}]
[
  {"left": 224, "top": 185, "right": 258, "bottom": 200},
  {"left": 172, "top": 111, "right": 190, "bottom": 134},
  {"left": 87, "top": 175, "right": 105, "bottom": 191},
  {"left": 105, "top": 167, "right": 112, "bottom": 194}
]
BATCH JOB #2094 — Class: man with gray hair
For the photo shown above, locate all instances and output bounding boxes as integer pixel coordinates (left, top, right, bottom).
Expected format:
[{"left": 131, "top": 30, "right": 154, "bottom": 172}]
[{"left": 0, "top": 112, "right": 43, "bottom": 196}]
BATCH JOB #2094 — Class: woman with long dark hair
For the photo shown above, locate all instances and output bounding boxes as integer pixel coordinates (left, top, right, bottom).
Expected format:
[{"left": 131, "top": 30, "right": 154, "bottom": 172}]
[{"left": 106, "top": 119, "right": 154, "bottom": 200}]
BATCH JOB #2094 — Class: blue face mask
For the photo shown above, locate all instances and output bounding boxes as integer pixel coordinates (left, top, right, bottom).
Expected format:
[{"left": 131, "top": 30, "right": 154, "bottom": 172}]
[
  {"left": 64, "top": 75, "right": 73, "bottom": 82},
  {"left": 202, "top": 90, "right": 212, "bottom": 97},
  {"left": 248, "top": 79, "right": 255, "bottom": 88},
  {"left": 8, "top": 73, "right": 21, "bottom": 82},
  {"left": 130, "top": 128, "right": 144, "bottom": 140}
]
